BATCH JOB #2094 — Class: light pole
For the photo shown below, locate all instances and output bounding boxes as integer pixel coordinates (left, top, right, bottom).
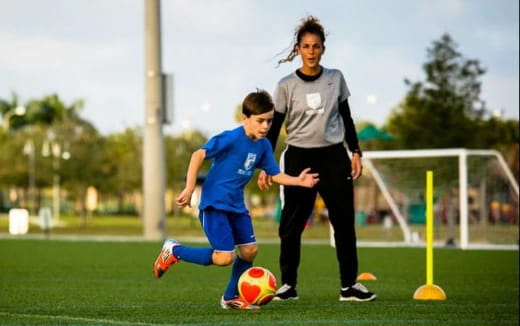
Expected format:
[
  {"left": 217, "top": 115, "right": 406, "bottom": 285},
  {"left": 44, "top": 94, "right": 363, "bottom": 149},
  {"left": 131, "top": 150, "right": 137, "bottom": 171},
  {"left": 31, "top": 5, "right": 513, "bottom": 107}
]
[
  {"left": 23, "top": 139, "right": 36, "bottom": 215},
  {"left": 143, "top": 0, "right": 166, "bottom": 240},
  {"left": 42, "top": 131, "right": 70, "bottom": 221},
  {"left": 51, "top": 141, "right": 61, "bottom": 221}
]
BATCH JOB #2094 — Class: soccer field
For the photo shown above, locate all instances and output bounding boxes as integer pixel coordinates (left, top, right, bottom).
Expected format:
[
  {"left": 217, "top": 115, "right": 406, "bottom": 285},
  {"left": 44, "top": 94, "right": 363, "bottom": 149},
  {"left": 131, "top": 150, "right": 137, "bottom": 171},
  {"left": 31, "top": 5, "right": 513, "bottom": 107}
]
[{"left": 0, "top": 239, "right": 518, "bottom": 326}]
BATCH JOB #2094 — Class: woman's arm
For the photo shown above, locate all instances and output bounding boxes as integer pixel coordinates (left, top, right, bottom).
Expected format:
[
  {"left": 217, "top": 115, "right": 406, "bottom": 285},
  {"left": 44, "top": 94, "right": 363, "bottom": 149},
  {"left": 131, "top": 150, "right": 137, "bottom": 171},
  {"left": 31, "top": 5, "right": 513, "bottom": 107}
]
[
  {"left": 266, "top": 111, "right": 286, "bottom": 151},
  {"left": 258, "top": 111, "right": 286, "bottom": 191},
  {"left": 338, "top": 98, "right": 361, "bottom": 154},
  {"left": 339, "top": 98, "right": 363, "bottom": 180}
]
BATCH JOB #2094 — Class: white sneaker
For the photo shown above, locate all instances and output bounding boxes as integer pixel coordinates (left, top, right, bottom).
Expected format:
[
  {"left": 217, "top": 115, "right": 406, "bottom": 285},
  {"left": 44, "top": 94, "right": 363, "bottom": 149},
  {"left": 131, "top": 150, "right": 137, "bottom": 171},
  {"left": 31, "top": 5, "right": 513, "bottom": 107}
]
[
  {"left": 339, "top": 283, "right": 376, "bottom": 302},
  {"left": 272, "top": 284, "right": 299, "bottom": 301}
]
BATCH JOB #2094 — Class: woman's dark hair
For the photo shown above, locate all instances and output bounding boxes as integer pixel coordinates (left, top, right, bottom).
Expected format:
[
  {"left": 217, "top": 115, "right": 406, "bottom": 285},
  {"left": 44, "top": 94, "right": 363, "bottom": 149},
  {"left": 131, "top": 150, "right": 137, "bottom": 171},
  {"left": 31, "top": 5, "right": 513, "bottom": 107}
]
[
  {"left": 242, "top": 89, "right": 274, "bottom": 117},
  {"left": 278, "top": 15, "right": 326, "bottom": 65}
]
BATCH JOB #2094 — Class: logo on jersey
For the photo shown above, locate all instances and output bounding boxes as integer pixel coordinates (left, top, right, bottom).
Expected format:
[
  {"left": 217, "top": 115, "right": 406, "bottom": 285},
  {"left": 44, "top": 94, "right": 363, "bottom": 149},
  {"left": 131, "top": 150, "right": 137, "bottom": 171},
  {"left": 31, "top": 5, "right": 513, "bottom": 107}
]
[
  {"left": 305, "top": 92, "right": 324, "bottom": 115},
  {"left": 237, "top": 152, "right": 256, "bottom": 176},
  {"left": 244, "top": 153, "right": 256, "bottom": 170}
]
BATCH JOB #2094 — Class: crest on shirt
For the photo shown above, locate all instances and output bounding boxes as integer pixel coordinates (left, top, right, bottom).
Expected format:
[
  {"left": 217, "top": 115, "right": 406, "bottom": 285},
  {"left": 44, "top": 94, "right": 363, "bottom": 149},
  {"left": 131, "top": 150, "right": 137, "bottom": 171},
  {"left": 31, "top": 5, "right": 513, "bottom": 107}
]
[
  {"left": 306, "top": 93, "right": 322, "bottom": 109},
  {"left": 244, "top": 153, "right": 256, "bottom": 170},
  {"left": 237, "top": 153, "right": 256, "bottom": 176},
  {"left": 305, "top": 92, "right": 324, "bottom": 115}
]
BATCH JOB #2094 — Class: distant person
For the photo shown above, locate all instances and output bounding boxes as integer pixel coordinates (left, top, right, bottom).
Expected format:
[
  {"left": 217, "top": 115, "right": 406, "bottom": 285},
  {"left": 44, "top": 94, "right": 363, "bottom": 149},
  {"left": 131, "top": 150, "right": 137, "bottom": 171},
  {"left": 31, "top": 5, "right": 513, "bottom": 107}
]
[
  {"left": 257, "top": 15, "right": 376, "bottom": 302},
  {"left": 152, "top": 89, "right": 319, "bottom": 310}
]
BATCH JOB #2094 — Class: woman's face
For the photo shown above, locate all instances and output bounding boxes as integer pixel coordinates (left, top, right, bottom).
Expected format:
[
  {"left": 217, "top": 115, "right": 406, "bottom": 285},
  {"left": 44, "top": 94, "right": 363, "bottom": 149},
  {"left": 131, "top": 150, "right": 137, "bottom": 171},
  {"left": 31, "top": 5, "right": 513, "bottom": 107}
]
[{"left": 296, "top": 32, "right": 325, "bottom": 72}]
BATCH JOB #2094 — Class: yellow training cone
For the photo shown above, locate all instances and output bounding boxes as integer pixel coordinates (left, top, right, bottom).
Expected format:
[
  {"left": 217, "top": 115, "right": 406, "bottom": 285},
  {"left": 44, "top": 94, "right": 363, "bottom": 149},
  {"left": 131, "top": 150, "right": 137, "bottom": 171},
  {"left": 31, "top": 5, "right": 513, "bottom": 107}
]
[
  {"left": 357, "top": 272, "right": 377, "bottom": 281},
  {"left": 413, "top": 171, "right": 447, "bottom": 301},
  {"left": 413, "top": 284, "right": 447, "bottom": 300}
]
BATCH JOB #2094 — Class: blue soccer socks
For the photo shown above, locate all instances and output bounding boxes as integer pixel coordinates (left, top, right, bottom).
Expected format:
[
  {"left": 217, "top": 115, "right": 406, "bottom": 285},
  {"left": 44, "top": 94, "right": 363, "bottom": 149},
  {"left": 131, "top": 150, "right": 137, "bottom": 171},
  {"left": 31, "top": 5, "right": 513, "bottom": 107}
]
[
  {"left": 223, "top": 257, "right": 252, "bottom": 300},
  {"left": 173, "top": 245, "right": 213, "bottom": 266}
]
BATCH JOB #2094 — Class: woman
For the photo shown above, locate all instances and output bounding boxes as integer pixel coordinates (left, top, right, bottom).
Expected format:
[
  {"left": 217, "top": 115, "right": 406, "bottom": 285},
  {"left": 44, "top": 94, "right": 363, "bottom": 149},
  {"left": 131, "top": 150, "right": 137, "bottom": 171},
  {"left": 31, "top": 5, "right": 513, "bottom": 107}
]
[{"left": 258, "top": 16, "right": 376, "bottom": 302}]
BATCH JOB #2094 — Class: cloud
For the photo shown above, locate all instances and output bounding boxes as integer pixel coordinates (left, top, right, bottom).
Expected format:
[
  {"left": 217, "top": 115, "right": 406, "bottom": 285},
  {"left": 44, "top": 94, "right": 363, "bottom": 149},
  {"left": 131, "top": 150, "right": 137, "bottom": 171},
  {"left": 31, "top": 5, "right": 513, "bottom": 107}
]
[
  {"left": 418, "top": 0, "right": 465, "bottom": 17},
  {"left": 366, "top": 95, "right": 378, "bottom": 105},
  {"left": 481, "top": 73, "right": 519, "bottom": 119},
  {"left": 200, "top": 102, "right": 211, "bottom": 113},
  {"left": 475, "top": 26, "right": 520, "bottom": 52},
  {"left": 1, "top": 0, "right": 517, "bottom": 135},
  {"left": 164, "top": 0, "right": 253, "bottom": 39},
  {"left": 0, "top": 28, "right": 143, "bottom": 134},
  {"left": 0, "top": 31, "right": 131, "bottom": 74}
]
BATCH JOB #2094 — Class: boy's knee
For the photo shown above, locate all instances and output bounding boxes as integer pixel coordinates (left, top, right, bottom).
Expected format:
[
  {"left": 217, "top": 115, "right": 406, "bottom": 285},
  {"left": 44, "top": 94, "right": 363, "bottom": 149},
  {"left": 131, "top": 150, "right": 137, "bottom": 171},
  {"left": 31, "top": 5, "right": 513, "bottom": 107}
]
[
  {"left": 212, "top": 251, "right": 235, "bottom": 266},
  {"left": 239, "top": 244, "right": 258, "bottom": 262}
]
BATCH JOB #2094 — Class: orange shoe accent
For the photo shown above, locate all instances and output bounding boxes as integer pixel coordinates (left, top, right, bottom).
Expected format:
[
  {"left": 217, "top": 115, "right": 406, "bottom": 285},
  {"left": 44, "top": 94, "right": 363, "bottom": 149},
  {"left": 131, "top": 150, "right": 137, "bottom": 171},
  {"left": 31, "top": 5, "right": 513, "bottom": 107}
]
[
  {"left": 153, "top": 240, "right": 179, "bottom": 278},
  {"left": 220, "top": 296, "right": 260, "bottom": 310}
]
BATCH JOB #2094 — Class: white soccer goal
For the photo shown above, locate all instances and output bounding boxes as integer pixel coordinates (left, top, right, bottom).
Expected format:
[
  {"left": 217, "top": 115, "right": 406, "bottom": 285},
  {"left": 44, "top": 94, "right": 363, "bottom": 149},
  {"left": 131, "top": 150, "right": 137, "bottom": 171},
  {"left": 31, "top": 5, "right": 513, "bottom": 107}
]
[{"left": 331, "top": 148, "right": 518, "bottom": 249}]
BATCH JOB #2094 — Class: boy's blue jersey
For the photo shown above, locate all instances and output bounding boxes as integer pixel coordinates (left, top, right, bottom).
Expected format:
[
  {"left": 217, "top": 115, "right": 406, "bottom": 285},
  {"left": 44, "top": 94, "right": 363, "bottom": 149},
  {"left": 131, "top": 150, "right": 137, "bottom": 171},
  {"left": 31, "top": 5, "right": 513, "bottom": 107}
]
[{"left": 200, "top": 126, "right": 281, "bottom": 213}]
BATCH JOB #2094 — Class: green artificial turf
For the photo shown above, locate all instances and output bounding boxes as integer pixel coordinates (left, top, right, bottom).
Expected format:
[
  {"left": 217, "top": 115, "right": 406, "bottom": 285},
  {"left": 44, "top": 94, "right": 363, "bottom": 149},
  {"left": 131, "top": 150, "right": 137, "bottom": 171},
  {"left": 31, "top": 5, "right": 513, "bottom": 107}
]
[{"left": 0, "top": 239, "right": 518, "bottom": 325}]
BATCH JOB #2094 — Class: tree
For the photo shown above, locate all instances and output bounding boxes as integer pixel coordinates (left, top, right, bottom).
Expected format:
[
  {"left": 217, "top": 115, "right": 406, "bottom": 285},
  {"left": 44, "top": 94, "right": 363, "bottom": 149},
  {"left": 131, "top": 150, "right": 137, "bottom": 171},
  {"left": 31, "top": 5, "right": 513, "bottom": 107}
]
[
  {"left": 60, "top": 120, "right": 107, "bottom": 220},
  {"left": 100, "top": 128, "right": 143, "bottom": 215},
  {"left": 386, "top": 34, "right": 487, "bottom": 149},
  {"left": 27, "top": 95, "right": 72, "bottom": 126},
  {"left": 0, "top": 93, "right": 24, "bottom": 131},
  {"left": 0, "top": 93, "right": 84, "bottom": 131},
  {"left": 475, "top": 117, "right": 519, "bottom": 180},
  {"left": 165, "top": 130, "right": 208, "bottom": 191},
  {"left": 384, "top": 34, "right": 518, "bottom": 183},
  {"left": 0, "top": 93, "right": 104, "bottom": 217}
]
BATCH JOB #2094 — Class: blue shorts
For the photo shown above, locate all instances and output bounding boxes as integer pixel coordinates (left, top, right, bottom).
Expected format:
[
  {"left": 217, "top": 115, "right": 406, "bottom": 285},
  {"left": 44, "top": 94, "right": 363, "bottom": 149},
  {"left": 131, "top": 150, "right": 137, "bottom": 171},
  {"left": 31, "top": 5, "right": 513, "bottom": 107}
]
[{"left": 199, "top": 207, "right": 256, "bottom": 252}]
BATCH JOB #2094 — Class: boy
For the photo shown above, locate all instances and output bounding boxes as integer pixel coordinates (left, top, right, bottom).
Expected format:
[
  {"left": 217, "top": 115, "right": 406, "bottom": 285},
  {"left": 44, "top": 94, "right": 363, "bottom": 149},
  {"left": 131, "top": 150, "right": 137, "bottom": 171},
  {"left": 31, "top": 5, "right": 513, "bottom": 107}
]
[{"left": 152, "top": 89, "right": 319, "bottom": 310}]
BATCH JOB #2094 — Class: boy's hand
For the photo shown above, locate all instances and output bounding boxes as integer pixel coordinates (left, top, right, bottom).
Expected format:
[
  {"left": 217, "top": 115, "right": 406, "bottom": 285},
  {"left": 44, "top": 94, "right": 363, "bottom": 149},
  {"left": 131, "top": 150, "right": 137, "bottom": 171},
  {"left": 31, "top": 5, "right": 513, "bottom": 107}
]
[
  {"left": 299, "top": 167, "right": 319, "bottom": 188},
  {"left": 257, "top": 170, "right": 273, "bottom": 190},
  {"left": 176, "top": 188, "right": 193, "bottom": 208}
]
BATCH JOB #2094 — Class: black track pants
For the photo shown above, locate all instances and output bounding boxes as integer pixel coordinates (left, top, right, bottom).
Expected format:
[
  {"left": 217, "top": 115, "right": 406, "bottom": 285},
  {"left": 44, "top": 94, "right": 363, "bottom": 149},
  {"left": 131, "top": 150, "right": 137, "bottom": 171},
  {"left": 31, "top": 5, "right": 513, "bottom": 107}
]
[{"left": 279, "top": 143, "right": 358, "bottom": 288}]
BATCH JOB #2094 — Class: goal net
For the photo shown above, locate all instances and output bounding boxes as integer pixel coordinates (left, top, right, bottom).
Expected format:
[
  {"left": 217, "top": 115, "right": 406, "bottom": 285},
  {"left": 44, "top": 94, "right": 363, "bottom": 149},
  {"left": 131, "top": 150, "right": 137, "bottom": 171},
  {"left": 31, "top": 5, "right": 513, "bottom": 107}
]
[{"left": 340, "top": 148, "right": 518, "bottom": 249}]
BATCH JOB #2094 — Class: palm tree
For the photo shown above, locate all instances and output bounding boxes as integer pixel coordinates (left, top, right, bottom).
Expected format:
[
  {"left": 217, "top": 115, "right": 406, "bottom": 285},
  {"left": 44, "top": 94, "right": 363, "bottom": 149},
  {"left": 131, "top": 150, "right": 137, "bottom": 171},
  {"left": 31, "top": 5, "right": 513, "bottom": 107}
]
[{"left": 0, "top": 92, "right": 25, "bottom": 131}]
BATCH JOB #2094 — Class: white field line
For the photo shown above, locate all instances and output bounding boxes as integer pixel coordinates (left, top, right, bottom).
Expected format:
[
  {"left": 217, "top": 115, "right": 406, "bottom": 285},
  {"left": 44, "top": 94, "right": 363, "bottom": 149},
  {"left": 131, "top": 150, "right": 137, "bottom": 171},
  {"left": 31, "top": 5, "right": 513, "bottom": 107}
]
[
  {"left": 0, "top": 311, "right": 170, "bottom": 326},
  {"left": 0, "top": 233, "right": 517, "bottom": 250},
  {"left": 0, "top": 311, "right": 505, "bottom": 326}
]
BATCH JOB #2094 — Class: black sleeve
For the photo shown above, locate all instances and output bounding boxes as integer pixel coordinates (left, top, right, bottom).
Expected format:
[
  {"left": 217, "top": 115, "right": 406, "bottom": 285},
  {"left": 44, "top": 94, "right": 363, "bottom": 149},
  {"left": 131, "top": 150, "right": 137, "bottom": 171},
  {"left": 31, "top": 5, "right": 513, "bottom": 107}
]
[
  {"left": 338, "top": 98, "right": 362, "bottom": 156},
  {"left": 266, "top": 111, "right": 285, "bottom": 152}
]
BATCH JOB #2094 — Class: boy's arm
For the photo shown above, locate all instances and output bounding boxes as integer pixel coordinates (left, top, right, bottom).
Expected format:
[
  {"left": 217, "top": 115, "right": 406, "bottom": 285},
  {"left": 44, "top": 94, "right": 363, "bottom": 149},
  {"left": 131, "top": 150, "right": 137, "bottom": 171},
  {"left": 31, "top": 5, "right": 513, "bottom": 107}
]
[
  {"left": 271, "top": 168, "right": 319, "bottom": 188},
  {"left": 176, "top": 149, "right": 206, "bottom": 208}
]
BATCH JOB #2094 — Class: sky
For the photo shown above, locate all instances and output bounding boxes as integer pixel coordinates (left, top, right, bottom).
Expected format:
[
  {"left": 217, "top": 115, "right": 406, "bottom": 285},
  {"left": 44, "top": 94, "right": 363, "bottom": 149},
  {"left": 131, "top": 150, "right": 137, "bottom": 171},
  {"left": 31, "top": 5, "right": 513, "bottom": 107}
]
[{"left": 0, "top": 0, "right": 518, "bottom": 136}]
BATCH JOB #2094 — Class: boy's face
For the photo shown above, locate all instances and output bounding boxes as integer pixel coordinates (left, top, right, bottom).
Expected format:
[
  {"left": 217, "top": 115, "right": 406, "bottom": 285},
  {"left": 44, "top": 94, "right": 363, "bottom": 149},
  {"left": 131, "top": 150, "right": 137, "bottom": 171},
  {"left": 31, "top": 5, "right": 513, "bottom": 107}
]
[{"left": 242, "top": 110, "right": 274, "bottom": 140}]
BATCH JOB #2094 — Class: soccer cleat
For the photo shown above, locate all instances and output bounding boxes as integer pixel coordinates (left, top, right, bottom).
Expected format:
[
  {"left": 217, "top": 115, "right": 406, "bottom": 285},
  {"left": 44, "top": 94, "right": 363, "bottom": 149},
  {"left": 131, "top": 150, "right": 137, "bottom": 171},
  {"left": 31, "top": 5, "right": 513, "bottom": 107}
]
[
  {"left": 272, "top": 284, "right": 299, "bottom": 301},
  {"left": 220, "top": 296, "right": 261, "bottom": 310},
  {"left": 153, "top": 239, "right": 180, "bottom": 278},
  {"left": 339, "top": 282, "right": 377, "bottom": 302}
]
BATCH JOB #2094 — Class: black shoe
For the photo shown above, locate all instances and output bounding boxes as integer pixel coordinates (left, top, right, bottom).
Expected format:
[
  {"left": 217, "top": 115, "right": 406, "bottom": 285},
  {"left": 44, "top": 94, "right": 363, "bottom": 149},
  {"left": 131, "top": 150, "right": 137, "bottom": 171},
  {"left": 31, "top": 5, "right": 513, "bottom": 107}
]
[
  {"left": 273, "top": 284, "right": 299, "bottom": 300},
  {"left": 340, "top": 283, "right": 376, "bottom": 302}
]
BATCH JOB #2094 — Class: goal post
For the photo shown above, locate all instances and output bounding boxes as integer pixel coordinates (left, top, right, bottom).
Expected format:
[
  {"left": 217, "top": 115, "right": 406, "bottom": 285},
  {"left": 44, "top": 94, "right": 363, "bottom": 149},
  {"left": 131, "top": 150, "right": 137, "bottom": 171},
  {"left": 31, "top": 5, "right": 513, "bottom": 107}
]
[{"left": 331, "top": 148, "right": 519, "bottom": 249}]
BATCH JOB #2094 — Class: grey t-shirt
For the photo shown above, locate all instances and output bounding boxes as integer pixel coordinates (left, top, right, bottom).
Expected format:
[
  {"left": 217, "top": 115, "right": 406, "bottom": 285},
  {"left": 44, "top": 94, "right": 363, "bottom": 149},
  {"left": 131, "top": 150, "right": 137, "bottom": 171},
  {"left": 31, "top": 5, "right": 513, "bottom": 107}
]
[{"left": 273, "top": 67, "right": 350, "bottom": 148}]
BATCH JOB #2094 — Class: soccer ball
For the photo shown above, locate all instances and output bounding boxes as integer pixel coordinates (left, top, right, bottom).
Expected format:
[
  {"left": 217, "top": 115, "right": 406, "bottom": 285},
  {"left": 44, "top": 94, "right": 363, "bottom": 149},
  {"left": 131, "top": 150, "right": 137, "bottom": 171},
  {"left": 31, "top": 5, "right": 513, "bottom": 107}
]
[{"left": 238, "top": 266, "right": 277, "bottom": 305}]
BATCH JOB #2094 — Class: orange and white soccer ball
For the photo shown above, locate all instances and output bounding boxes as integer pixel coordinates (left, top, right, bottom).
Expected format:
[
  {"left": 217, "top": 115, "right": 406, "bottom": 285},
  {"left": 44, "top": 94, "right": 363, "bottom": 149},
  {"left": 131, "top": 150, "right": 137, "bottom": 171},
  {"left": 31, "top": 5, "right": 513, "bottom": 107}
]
[{"left": 238, "top": 267, "right": 277, "bottom": 305}]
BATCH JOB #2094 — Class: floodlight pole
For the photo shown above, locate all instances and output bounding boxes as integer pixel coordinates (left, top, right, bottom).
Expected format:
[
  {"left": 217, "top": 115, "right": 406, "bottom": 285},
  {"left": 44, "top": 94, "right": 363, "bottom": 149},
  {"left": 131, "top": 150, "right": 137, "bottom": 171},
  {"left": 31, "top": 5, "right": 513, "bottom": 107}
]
[{"left": 143, "top": 0, "right": 166, "bottom": 240}]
